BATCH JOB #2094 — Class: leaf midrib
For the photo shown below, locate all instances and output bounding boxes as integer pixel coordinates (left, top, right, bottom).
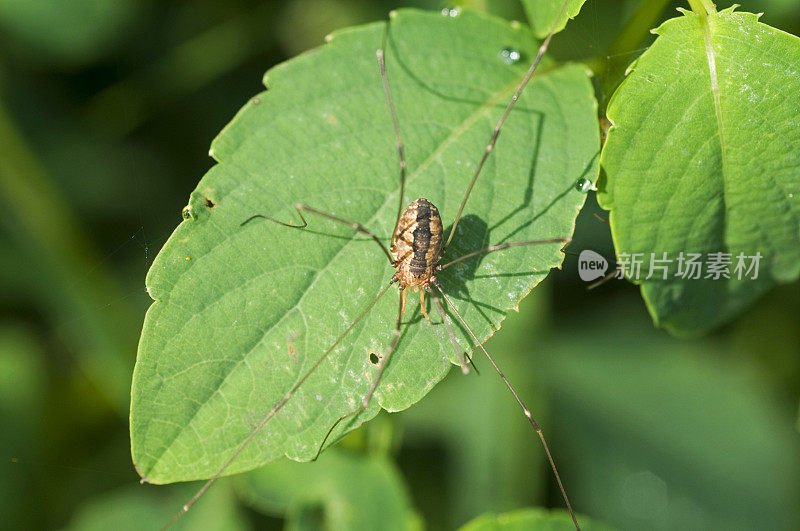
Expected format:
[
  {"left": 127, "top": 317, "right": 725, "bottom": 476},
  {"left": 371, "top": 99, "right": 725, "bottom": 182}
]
[{"left": 700, "top": 12, "right": 731, "bottom": 250}]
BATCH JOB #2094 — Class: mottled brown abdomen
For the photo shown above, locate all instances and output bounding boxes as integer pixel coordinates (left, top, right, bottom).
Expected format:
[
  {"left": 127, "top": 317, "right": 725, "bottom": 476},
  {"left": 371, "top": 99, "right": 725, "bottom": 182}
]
[{"left": 391, "top": 198, "right": 443, "bottom": 289}]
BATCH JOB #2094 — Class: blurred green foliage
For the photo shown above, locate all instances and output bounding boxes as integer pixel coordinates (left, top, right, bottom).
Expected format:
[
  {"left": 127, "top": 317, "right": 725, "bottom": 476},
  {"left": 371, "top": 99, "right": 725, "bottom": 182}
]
[
  {"left": 458, "top": 508, "right": 613, "bottom": 530},
  {"left": 0, "top": 0, "right": 798, "bottom": 529}
]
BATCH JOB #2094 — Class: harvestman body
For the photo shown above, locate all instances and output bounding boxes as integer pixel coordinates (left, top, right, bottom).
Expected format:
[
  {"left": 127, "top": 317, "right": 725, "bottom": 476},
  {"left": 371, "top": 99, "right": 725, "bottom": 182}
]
[
  {"left": 392, "top": 198, "right": 442, "bottom": 321},
  {"left": 169, "top": 1, "right": 580, "bottom": 529}
]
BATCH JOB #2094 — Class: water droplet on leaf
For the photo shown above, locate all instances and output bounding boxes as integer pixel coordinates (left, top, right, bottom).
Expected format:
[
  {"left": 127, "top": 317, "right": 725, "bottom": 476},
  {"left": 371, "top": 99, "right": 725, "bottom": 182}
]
[
  {"left": 181, "top": 205, "right": 196, "bottom": 220},
  {"left": 440, "top": 6, "right": 460, "bottom": 17},
  {"left": 499, "top": 47, "right": 521, "bottom": 65},
  {"left": 575, "top": 178, "right": 596, "bottom": 193}
]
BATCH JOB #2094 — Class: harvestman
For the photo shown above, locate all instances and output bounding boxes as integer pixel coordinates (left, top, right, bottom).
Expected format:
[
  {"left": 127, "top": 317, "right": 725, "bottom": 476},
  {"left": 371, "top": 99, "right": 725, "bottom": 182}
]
[{"left": 169, "top": 1, "right": 580, "bottom": 529}]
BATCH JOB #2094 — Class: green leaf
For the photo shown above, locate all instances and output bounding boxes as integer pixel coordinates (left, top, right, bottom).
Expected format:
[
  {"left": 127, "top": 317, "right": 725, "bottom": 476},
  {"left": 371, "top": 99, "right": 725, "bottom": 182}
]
[
  {"left": 236, "top": 449, "right": 419, "bottom": 530},
  {"left": 521, "top": 0, "right": 587, "bottom": 38},
  {"left": 597, "top": 7, "right": 800, "bottom": 335},
  {"left": 540, "top": 313, "right": 800, "bottom": 529},
  {"left": 0, "top": 326, "right": 45, "bottom": 527},
  {"left": 459, "top": 508, "right": 614, "bottom": 530},
  {"left": 65, "top": 483, "right": 247, "bottom": 531},
  {"left": 0, "top": 0, "right": 137, "bottom": 66},
  {"left": 131, "top": 8, "right": 599, "bottom": 483}
]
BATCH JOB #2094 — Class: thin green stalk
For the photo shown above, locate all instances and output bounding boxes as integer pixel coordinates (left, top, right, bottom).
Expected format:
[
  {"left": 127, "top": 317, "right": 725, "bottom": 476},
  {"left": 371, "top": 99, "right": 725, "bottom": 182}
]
[
  {"left": 688, "top": 0, "right": 716, "bottom": 16},
  {"left": 591, "top": 0, "right": 672, "bottom": 111}
]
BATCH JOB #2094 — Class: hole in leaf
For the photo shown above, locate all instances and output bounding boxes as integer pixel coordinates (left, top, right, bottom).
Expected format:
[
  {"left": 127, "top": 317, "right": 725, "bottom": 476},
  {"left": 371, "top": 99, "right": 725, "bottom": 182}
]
[
  {"left": 369, "top": 352, "right": 380, "bottom": 365},
  {"left": 205, "top": 197, "right": 216, "bottom": 209}
]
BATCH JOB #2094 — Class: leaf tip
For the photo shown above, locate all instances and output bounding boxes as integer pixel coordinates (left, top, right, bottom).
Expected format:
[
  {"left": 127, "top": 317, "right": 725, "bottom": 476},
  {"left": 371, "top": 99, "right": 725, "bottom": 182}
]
[{"left": 133, "top": 461, "right": 150, "bottom": 483}]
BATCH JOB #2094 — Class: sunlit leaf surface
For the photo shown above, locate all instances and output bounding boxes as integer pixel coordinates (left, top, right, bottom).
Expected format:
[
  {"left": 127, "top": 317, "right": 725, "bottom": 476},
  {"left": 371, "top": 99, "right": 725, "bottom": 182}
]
[
  {"left": 598, "top": 7, "right": 800, "bottom": 335},
  {"left": 131, "top": 8, "right": 599, "bottom": 483}
]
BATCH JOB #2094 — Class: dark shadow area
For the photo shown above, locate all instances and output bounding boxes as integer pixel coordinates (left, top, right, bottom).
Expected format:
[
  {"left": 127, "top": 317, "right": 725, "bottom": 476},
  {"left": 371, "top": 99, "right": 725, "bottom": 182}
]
[
  {"left": 438, "top": 215, "right": 502, "bottom": 333},
  {"left": 497, "top": 150, "right": 600, "bottom": 244},
  {"left": 486, "top": 112, "right": 545, "bottom": 235}
]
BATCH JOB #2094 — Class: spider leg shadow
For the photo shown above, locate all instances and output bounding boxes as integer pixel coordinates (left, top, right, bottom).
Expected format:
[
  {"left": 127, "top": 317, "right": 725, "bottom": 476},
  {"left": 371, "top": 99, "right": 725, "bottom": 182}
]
[
  {"left": 436, "top": 214, "right": 500, "bottom": 334},
  {"left": 498, "top": 149, "right": 601, "bottom": 243}
]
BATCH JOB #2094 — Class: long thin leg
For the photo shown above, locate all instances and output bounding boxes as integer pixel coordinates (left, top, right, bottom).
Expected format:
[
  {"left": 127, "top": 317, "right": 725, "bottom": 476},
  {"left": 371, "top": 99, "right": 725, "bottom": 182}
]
[
  {"left": 432, "top": 281, "right": 580, "bottom": 531},
  {"left": 429, "top": 290, "right": 471, "bottom": 375},
  {"left": 166, "top": 281, "right": 396, "bottom": 530},
  {"left": 377, "top": 48, "right": 407, "bottom": 239},
  {"left": 439, "top": 238, "right": 569, "bottom": 271},
  {"left": 240, "top": 210, "right": 308, "bottom": 229},
  {"left": 313, "top": 289, "right": 405, "bottom": 459},
  {"left": 587, "top": 268, "right": 618, "bottom": 290},
  {"left": 242, "top": 203, "right": 393, "bottom": 264},
  {"left": 443, "top": 0, "right": 573, "bottom": 252}
]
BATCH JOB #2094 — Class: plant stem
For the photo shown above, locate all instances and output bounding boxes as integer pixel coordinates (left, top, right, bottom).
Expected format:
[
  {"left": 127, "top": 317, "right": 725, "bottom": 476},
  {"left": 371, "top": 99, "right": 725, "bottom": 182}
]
[
  {"left": 688, "top": 0, "right": 716, "bottom": 16},
  {"left": 591, "top": 0, "right": 672, "bottom": 112}
]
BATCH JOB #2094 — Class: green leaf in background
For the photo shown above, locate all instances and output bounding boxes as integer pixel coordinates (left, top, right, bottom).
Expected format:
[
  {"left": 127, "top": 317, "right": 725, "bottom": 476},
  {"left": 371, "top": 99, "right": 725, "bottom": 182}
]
[
  {"left": 756, "top": 0, "right": 800, "bottom": 20},
  {"left": 0, "top": 0, "right": 138, "bottom": 66},
  {"left": 541, "top": 311, "right": 800, "bottom": 529},
  {"left": 130, "top": 8, "right": 599, "bottom": 483},
  {"left": 0, "top": 325, "right": 45, "bottom": 528},
  {"left": 459, "top": 508, "right": 613, "bottom": 530},
  {"left": 65, "top": 483, "right": 247, "bottom": 531},
  {"left": 597, "top": 7, "right": 800, "bottom": 335},
  {"left": 521, "top": 0, "right": 587, "bottom": 38},
  {"left": 236, "top": 449, "right": 419, "bottom": 530}
]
